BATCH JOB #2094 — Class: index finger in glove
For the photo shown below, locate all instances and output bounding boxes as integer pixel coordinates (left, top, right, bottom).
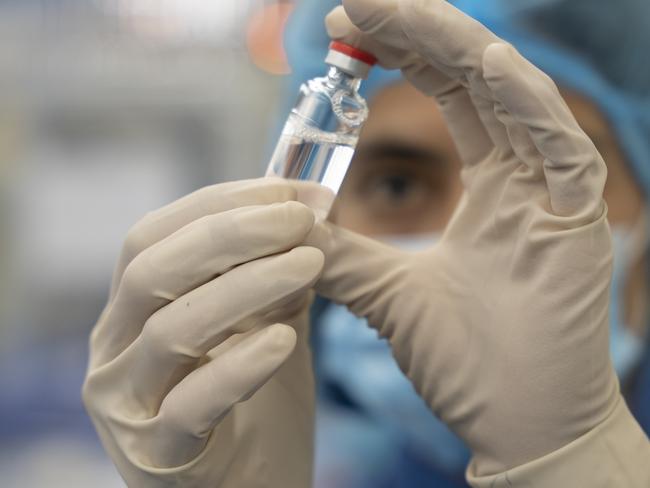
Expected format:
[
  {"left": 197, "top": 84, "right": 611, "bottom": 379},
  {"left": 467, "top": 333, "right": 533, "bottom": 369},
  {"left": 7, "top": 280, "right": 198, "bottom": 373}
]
[
  {"left": 111, "top": 178, "right": 299, "bottom": 298},
  {"left": 482, "top": 43, "right": 607, "bottom": 218}
]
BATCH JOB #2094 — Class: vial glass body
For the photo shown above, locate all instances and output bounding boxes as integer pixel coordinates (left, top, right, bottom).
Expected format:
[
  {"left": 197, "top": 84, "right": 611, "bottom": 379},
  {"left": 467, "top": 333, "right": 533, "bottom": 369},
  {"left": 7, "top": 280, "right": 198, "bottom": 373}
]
[{"left": 266, "top": 66, "right": 369, "bottom": 217}]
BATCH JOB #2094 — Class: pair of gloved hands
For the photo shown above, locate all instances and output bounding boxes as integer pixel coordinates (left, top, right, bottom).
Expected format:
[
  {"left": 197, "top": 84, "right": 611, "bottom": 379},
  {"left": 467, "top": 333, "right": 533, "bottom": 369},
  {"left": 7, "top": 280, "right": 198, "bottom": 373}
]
[{"left": 83, "top": 1, "right": 649, "bottom": 487}]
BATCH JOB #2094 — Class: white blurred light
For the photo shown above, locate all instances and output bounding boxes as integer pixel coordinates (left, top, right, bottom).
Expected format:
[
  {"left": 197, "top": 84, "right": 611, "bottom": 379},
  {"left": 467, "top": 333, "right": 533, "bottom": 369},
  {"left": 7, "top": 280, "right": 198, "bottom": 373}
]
[
  {"left": 108, "top": 0, "right": 259, "bottom": 42},
  {"left": 321, "top": 146, "right": 354, "bottom": 194}
]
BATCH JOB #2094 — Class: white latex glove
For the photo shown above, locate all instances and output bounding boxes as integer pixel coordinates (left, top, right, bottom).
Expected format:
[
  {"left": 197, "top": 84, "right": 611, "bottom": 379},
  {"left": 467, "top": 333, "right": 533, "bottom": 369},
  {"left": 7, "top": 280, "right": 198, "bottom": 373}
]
[
  {"left": 83, "top": 179, "right": 322, "bottom": 487},
  {"left": 312, "top": 0, "right": 650, "bottom": 483}
]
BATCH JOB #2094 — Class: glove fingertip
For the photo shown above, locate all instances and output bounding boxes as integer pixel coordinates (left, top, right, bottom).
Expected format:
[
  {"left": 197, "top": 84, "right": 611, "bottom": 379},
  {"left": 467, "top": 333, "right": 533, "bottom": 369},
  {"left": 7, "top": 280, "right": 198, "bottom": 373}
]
[
  {"left": 482, "top": 42, "right": 557, "bottom": 107},
  {"left": 482, "top": 42, "right": 520, "bottom": 87},
  {"left": 282, "top": 200, "right": 316, "bottom": 237},
  {"left": 325, "top": 5, "right": 354, "bottom": 38},
  {"left": 287, "top": 246, "right": 325, "bottom": 284},
  {"left": 263, "top": 323, "right": 298, "bottom": 357}
]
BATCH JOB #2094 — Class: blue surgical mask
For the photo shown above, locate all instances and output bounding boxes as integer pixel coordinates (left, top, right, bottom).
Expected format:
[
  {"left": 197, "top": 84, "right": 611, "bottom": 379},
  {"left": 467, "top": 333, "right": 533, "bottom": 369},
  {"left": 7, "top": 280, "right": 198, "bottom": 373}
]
[
  {"left": 318, "top": 232, "right": 471, "bottom": 473},
  {"left": 610, "top": 219, "right": 649, "bottom": 379}
]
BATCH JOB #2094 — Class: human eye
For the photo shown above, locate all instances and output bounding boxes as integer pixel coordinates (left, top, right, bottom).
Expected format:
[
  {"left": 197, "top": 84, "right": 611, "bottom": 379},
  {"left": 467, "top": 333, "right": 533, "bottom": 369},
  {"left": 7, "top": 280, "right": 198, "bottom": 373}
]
[{"left": 367, "top": 169, "right": 423, "bottom": 207}]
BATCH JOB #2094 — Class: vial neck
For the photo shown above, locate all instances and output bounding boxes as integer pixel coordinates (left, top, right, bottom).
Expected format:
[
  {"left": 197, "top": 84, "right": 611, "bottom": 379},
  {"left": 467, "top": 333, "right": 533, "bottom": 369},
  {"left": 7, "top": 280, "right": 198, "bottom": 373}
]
[{"left": 325, "top": 66, "right": 362, "bottom": 91}]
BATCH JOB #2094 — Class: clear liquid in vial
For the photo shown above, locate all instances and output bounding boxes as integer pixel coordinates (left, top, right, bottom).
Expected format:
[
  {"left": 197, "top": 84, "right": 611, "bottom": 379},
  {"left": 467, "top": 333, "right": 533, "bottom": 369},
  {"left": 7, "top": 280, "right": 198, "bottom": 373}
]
[{"left": 266, "top": 112, "right": 357, "bottom": 216}]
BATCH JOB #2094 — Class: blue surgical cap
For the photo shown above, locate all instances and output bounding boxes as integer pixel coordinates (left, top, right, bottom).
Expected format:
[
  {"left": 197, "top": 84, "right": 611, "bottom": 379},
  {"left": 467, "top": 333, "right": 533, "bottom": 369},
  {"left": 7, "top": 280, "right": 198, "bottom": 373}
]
[{"left": 453, "top": 0, "right": 650, "bottom": 198}]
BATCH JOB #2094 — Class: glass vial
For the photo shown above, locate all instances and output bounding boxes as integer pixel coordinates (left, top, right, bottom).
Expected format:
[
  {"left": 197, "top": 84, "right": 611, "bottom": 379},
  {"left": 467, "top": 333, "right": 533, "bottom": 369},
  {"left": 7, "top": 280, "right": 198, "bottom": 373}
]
[{"left": 266, "top": 41, "right": 376, "bottom": 218}]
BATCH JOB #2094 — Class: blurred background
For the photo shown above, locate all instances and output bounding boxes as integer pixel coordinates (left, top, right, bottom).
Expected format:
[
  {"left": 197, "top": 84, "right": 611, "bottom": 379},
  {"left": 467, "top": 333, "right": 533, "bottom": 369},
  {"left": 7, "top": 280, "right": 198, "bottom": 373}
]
[
  {"left": 1, "top": 1, "right": 649, "bottom": 487},
  {"left": 0, "top": 0, "right": 294, "bottom": 485}
]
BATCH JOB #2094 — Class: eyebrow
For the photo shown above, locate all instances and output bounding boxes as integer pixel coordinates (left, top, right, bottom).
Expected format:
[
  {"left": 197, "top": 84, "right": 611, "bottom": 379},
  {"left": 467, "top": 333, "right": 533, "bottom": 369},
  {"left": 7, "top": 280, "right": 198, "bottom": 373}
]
[{"left": 353, "top": 140, "right": 447, "bottom": 166}]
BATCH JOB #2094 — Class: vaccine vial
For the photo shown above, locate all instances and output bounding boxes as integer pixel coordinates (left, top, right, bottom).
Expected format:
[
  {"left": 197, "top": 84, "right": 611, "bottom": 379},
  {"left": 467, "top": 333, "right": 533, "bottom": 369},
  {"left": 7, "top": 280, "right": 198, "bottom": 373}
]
[{"left": 266, "top": 41, "right": 376, "bottom": 217}]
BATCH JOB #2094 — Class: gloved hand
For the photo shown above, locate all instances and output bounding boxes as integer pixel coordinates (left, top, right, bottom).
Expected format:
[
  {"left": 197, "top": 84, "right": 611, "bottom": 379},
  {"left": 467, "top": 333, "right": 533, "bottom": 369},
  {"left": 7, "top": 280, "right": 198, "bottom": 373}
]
[
  {"left": 314, "top": 0, "right": 627, "bottom": 477},
  {"left": 82, "top": 179, "right": 323, "bottom": 487}
]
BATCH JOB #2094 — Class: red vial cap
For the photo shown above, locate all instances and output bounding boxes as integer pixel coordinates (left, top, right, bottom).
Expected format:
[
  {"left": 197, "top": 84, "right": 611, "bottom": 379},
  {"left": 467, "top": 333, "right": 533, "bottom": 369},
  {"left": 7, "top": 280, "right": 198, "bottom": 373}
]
[{"left": 329, "top": 41, "right": 377, "bottom": 66}]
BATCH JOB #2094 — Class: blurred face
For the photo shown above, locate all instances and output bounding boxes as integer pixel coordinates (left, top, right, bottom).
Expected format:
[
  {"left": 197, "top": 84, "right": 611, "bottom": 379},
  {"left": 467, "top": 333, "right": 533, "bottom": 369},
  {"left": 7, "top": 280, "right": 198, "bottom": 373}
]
[
  {"left": 331, "top": 81, "right": 647, "bottom": 332},
  {"left": 328, "top": 82, "right": 463, "bottom": 236},
  {"left": 332, "top": 82, "right": 645, "bottom": 232}
]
